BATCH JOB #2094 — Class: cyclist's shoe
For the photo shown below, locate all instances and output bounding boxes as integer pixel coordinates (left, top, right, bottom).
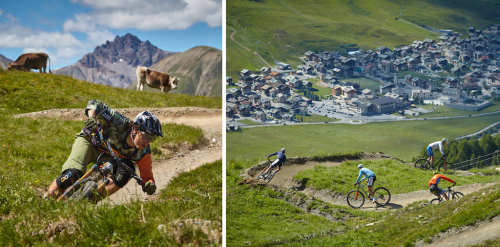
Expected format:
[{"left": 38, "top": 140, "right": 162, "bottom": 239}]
[{"left": 371, "top": 197, "right": 378, "bottom": 203}]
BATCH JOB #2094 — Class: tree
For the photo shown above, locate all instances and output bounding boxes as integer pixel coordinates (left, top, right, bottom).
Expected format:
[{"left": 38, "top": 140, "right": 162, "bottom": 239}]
[
  {"left": 470, "top": 153, "right": 476, "bottom": 169},
  {"left": 480, "top": 134, "right": 496, "bottom": 157},
  {"left": 454, "top": 139, "right": 471, "bottom": 164}
]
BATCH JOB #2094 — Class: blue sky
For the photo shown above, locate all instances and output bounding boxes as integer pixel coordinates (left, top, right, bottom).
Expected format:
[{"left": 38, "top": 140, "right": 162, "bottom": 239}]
[{"left": 0, "top": 0, "right": 222, "bottom": 68}]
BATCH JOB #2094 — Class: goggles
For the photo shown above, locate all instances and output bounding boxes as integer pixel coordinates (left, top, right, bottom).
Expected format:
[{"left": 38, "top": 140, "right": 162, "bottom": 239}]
[{"left": 140, "top": 131, "right": 157, "bottom": 143}]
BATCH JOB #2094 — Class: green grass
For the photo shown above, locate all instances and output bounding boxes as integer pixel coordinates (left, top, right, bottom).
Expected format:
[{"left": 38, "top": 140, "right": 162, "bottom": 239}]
[
  {"left": 0, "top": 70, "right": 221, "bottom": 117},
  {"left": 227, "top": 155, "right": 500, "bottom": 246},
  {"left": 296, "top": 84, "right": 333, "bottom": 98},
  {"left": 227, "top": 114, "right": 500, "bottom": 161},
  {"left": 237, "top": 119, "right": 262, "bottom": 125},
  {"left": 0, "top": 159, "right": 222, "bottom": 246},
  {"left": 227, "top": 0, "right": 500, "bottom": 78},
  {"left": 294, "top": 159, "right": 500, "bottom": 195},
  {"left": 0, "top": 70, "right": 221, "bottom": 246},
  {"left": 341, "top": 77, "right": 381, "bottom": 91},
  {"left": 411, "top": 101, "right": 500, "bottom": 118},
  {"left": 226, "top": 158, "right": 363, "bottom": 247},
  {"left": 397, "top": 70, "right": 439, "bottom": 81},
  {"left": 295, "top": 114, "right": 340, "bottom": 122}
]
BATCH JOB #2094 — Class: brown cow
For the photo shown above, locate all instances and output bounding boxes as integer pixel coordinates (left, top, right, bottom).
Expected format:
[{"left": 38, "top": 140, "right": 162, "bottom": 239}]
[
  {"left": 8, "top": 53, "right": 51, "bottom": 73},
  {"left": 136, "top": 66, "right": 179, "bottom": 93}
]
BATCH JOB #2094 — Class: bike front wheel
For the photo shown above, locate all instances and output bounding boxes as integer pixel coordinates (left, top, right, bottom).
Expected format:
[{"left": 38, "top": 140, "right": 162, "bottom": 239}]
[
  {"left": 347, "top": 190, "right": 365, "bottom": 209},
  {"left": 430, "top": 198, "right": 442, "bottom": 204},
  {"left": 68, "top": 181, "right": 97, "bottom": 202},
  {"left": 452, "top": 191, "right": 464, "bottom": 200},
  {"left": 373, "top": 187, "right": 391, "bottom": 206},
  {"left": 414, "top": 158, "right": 431, "bottom": 170},
  {"left": 256, "top": 165, "right": 269, "bottom": 180},
  {"left": 438, "top": 162, "right": 455, "bottom": 175},
  {"left": 265, "top": 168, "right": 279, "bottom": 184}
]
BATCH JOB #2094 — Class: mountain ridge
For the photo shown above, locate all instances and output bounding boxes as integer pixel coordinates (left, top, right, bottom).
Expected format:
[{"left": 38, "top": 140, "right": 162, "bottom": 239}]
[
  {"left": 129, "top": 45, "right": 222, "bottom": 97},
  {"left": 53, "top": 33, "right": 176, "bottom": 88}
]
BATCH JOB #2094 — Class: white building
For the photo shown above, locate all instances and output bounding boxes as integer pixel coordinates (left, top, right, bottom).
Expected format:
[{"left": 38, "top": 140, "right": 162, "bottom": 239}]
[{"left": 412, "top": 89, "right": 432, "bottom": 99}]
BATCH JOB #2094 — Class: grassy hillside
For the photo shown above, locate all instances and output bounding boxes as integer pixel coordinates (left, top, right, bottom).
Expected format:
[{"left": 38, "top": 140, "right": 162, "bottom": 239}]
[
  {"left": 226, "top": 114, "right": 500, "bottom": 162},
  {"left": 129, "top": 46, "right": 223, "bottom": 97},
  {"left": 0, "top": 69, "right": 221, "bottom": 246},
  {"left": 0, "top": 69, "right": 220, "bottom": 116},
  {"left": 227, "top": 0, "right": 500, "bottom": 79},
  {"left": 227, "top": 155, "right": 500, "bottom": 246}
]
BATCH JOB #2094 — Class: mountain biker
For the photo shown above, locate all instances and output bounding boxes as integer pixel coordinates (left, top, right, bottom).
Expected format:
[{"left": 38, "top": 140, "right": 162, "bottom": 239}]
[
  {"left": 260, "top": 148, "right": 286, "bottom": 179},
  {"left": 427, "top": 138, "right": 447, "bottom": 167},
  {"left": 44, "top": 99, "right": 162, "bottom": 202},
  {"left": 429, "top": 171, "right": 456, "bottom": 201},
  {"left": 354, "top": 164, "right": 377, "bottom": 203}
]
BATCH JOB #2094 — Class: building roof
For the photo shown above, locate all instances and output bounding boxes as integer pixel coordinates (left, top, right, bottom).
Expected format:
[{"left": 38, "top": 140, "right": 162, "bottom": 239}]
[{"left": 371, "top": 97, "right": 396, "bottom": 105}]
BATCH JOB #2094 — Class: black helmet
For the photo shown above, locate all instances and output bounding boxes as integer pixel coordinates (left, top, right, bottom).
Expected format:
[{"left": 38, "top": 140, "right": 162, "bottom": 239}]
[{"left": 133, "top": 111, "right": 163, "bottom": 137}]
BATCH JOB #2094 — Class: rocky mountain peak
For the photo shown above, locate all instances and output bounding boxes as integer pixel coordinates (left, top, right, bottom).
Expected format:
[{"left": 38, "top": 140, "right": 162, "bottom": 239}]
[{"left": 86, "top": 33, "right": 169, "bottom": 67}]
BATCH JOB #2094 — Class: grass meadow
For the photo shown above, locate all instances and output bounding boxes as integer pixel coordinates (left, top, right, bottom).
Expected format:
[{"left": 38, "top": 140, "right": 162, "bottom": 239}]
[
  {"left": 341, "top": 77, "right": 382, "bottom": 91},
  {"left": 0, "top": 69, "right": 222, "bottom": 246},
  {"left": 226, "top": 114, "right": 500, "bottom": 162},
  {"left": 413, "top": 102, "right": 500, "bottom": 118},
  {"left": 294, "top": 114, "right": 340, "bottom": 123},
  {"left": 226, "top": 156, "right": 500, "bottom": 246},
  {"left": 294, "top": 159, "right": 500, "bottom": 195}
]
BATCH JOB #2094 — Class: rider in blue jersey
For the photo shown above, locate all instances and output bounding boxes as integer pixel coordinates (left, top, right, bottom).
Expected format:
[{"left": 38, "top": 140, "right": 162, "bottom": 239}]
[
  {"left": 259, "top": 148, "right": 286, "bottom": 179},
  {"left": 427, "top": 138, "right": 447, "bottom": 167},
  {"left": 354, "top": 164, "right": 377, "bottom": 203}
]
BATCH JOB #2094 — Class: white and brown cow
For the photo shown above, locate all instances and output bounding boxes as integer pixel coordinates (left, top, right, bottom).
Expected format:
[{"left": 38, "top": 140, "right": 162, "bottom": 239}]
[
  {"left": 8, "top": 53, "right": 51, "bottom": 73},
  {"left": 136, "top": 66, "right": 179, "bottom": 93}
]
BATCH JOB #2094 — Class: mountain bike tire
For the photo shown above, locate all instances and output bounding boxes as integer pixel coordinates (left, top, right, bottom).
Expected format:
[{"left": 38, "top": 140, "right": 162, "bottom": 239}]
[
  {"left": 438, "top": 162, "right": 455, "bottom": 175},
  {"left": 414, "top": 158, "right": 431, "bottom": 170},
  {"left": 256, "top": 165, "right": 270, "bottom": 181},
  {"left": 347, "top": 190, "right": 365, "bottom": 208},
  {"left": 430, "top": 198, "right": 442, "bottom": 204},
  {"left": 452, "top": 191, "right": 464, "bottom": 200},
  {"left": 265, "top": 170, "right": 278, "bottom": 184},
  {"left": 373, "top": 187, "right": 391, "bottom": 206},
  {"left": 67, "top": 181, "right": 98, "bottom": 202}
]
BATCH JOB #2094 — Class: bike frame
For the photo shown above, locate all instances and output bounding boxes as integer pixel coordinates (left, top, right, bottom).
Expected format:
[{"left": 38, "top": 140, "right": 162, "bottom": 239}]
[
  {"left": 57, "top": 130, "right": 144, "bottom": 202},
  {"left": 432, "top": 156, "right": 448, "bottom": 170},
  {"left": 354, "top": 179, "right": 372, "bottom": 200},
  {"left": 435, "top": 186, "right": 453, "bottom": 201}
]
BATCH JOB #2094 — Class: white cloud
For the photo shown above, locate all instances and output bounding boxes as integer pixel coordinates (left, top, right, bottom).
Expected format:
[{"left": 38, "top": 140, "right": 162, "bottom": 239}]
[
  {"left": 0, "top": 21, "right": 114, "bottom": 67},
  {"left": 63, "top": 13, "right": 96, "bottom": 32},
  {"left": 65, "top": 0, "right": 222, "bottom": 31},
  {"left": 0, "top": 8, "right": 3, "bottom": 16},
  {"left": 0, "top": 32, "right": 83, "bottom": 49}
]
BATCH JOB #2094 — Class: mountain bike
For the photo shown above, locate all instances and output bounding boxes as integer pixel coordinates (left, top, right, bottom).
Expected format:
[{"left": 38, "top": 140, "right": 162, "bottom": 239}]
[
  {"left": 57, "top": 131, "right": 144, "bottom": 203},
  {"left": 414, "top": 155, "right": 455, "bottom": 175},
  {"left": 347, "top": 179, "right": 391, "bottom": 209},
  {"left": 255, "top": 163, "right": 279, "bottom": 184},
  {"left": 430, "top": 186, "right": 464, "bottom": 204}
]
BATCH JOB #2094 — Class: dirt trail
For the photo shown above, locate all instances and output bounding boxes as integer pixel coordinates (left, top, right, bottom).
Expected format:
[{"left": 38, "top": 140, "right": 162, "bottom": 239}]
[
  {"left": 421, "top": 216, "right": 500, "bottom": 247},
  {"left": 241, "top": 154, "right": 495, "bottom": 210},
  {"left": 241, "top": 155, "right": 500, "bottom": 245},
  {"left": 17, "top": 107, "right": 222, "bottom": 204}
]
